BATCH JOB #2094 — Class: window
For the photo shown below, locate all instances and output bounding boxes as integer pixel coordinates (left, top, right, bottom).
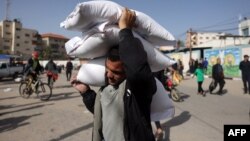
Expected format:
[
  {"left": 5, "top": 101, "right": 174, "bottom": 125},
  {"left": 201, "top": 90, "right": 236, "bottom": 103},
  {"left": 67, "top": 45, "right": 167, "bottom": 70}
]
[
  {"left": 16, "top": 28, "right": 21, "bottom": 31},
  {"left": 5, "top": 32, "right": 11, "bottom": 35},
  {"left": 25, "top": 33, "right": 30, "bottom": 37},
  {"left": 3, "top": 46, "right": 10, "bottom": 49},
  {"left": 24, "top": 41, "right": 29, "bottom": 44},
  {"left": 242, "top": 28, "right": 249, "bottom": 36},
  {"left": 16, "top": 36, "right": 20, "bottom": 39},
  {"left": 5, "top": 24, "right": 10, "bottom": 28},
  {"left": 0, "top": 63, "right": 7, "bottom": 69},
  {"left": 206, "top": 37, "right": 209, "bottom": 40},
  {"left": 16, "top": 43, "right": 20, "bottom": 47}
]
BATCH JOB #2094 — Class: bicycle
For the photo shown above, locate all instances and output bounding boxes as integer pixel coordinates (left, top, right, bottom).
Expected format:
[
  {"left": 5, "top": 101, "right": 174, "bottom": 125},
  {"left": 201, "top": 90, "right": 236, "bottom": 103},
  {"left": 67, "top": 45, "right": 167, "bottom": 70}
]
[
  {"left": 19, "top": 75, "right": 52, "bottom": 101},
  {"left": 165, "top": 71, "right": 184, "bottom": 102}
]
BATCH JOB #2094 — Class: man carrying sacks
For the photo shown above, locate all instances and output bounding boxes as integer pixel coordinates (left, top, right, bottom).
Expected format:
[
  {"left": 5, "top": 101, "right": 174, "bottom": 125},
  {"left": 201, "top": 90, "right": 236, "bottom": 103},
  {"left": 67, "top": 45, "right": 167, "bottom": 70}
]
[{"left": 72, "top": 8, "right": 157, "bottom": 141}]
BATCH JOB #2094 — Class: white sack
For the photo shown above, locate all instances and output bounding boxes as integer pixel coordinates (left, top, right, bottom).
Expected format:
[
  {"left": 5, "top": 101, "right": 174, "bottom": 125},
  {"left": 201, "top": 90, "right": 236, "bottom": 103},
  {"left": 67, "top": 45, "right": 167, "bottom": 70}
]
[
  {"left": 77, "top": 57, "right": 106, "bottom": 86},
  {"left": 77, "top": 59, "right": 174, "bottom": 121},
  {"left": 150, "top": 78, "right": 175, "bottom": 121},
  {"left": 60, "top": 0, "right": 175, "bottom": 46},
  {"left": 65, "top": 25, "right": 176, "bottom": 72},
  {"left": 65, "top": 34, "right": 112, "bottom": 59}
]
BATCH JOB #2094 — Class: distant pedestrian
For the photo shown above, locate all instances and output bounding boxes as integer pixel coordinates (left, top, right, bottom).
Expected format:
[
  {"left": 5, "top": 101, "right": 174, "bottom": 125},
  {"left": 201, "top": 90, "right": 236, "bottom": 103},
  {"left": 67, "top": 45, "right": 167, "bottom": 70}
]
[
  {"left": 177, "top": 59, "right": 184, "bottom": 79},
  {"left": 45, "top": 58, "right": 58, "bottom": 87},
  {"left": 211, "top": 58, "right": 225, "bottom": 95},
  {"left": 239, "top": 54, "right": 250, "bottom": 94},
  {"left": 193, "top": 63, "right": 205, "bottom": 96},
  {"left": 66, "top": 59, "right": 73, "bottom": 81},
  {"left": 202, "top": 58, "right": 208, "bottom": 72}
]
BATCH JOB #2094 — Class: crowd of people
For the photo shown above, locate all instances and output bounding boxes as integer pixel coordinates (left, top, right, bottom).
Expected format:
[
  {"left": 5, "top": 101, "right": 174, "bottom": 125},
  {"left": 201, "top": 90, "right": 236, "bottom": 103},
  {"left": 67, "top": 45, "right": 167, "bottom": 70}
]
[{"left": 18, "top": 8, "right": 250, "bottom": 141}]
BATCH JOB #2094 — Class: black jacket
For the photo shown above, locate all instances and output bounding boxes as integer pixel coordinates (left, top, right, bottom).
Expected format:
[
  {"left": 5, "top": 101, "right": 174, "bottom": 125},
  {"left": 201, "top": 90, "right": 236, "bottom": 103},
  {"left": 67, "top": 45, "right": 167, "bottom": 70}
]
[
  {"left": 45, "top": 60, "right": 57, "bottom": 73},
  {"left": 212, "top": 64, "right": 224, "bottom": 80},
  {"left": 24, "top": 58, "right": 43, "bottom": 75},
  {"left": 66, "top": 61, "right": 73, "bottom": 72},
  {"left": 81, "top": 29, "right": 156, "bottom": 141},
  {"left": 239, "top": 60, "right": 250, "bottom": 77}
]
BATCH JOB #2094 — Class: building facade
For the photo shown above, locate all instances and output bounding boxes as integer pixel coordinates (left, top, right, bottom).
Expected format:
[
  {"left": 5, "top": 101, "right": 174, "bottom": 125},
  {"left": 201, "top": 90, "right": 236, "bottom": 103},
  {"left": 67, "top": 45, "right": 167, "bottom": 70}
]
[
  {"left": 186, "top": 18, "right": 250, "bottom": 48},
  {"left": 186, "top": 31, "right": 250, "bottom": 48},
  {"left": 0, "top": 19, "right": 39, "bottom": 59},
  {"left": 239, "top": 17, "right": 250, "bottom": 36},
  {"left": 41, "top": 33, "right": 69, "bottom": 59}
]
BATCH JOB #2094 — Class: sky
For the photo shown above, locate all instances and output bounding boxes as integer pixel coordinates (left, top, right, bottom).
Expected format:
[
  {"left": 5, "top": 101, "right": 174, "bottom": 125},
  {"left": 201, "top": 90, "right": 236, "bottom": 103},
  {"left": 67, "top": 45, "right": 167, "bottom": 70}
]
[{"left": 0, "top": 0, "right": 250, "bottom": 41}]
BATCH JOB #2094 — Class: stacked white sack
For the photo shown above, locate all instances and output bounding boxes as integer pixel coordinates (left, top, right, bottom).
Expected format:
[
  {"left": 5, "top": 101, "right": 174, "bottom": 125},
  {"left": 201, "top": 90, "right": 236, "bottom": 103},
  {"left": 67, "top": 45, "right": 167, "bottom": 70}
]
[
  {"left": 77, "top": 60, "right": 174, "bottom": 121},
  {"left": 77, "top": 57, "right": 106, "bottom": 86},
  {"left": 151, "top": 78, "right": 175, "bottom": 121},
  {"left": 66, "top": 25, "right": 176, "bottom": 72},
  {"left": 60, "top": 0, "right": 176, "bottom": 46}
]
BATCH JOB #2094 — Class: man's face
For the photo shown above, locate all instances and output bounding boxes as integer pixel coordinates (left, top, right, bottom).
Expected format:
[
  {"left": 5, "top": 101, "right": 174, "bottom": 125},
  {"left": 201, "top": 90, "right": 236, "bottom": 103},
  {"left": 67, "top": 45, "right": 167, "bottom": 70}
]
[
  {"left": 217, "top": 58, "right": 221, "bottom": 64},
  {"left": 244, "top": 56, "right": 249, "bottom": 61},
  {"left": 105, "top": 59, "right": 126, "bottom": 86}
]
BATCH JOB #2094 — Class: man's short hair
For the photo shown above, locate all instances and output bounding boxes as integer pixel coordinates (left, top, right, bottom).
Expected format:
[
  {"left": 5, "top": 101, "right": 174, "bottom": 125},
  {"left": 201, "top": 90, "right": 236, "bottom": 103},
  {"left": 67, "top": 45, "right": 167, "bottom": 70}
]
[{"left": 107, "top": 45, "right": 120, "bottom": 61}]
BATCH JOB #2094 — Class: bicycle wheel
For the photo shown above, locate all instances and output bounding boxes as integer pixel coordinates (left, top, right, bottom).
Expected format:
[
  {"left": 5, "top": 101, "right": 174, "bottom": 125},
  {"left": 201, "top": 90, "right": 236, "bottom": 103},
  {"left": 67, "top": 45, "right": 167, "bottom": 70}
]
[
  {"left": 19, "top": 81, "right": 32, "bottom": 99},
  {"left": 37, "top": 83, "right": 52, "bottom": 101},
  {"left": 49, "top": 77, "right": 54, "bottom": 88},
  {"left": 170, "top": 89, "right": 181, "bottom": 102}
]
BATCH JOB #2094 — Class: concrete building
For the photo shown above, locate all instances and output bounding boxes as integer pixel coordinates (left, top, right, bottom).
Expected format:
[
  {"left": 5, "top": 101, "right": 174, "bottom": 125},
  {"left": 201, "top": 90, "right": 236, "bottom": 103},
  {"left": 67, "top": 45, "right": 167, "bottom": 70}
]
[
  {"left": 0, "top": 19, "right": 39, "bottom": 59},
  {"left": 41, "top": 33, "right": 69, "bottom": 59},
  {"left": 186, "top": 18, "right": 250, "bottom": 48},
  {"left": 239, "top": 17, "right": 250, "bottom": 36},
  {"left": 186, "top": 31, "right": 250, "bottom": 48}
]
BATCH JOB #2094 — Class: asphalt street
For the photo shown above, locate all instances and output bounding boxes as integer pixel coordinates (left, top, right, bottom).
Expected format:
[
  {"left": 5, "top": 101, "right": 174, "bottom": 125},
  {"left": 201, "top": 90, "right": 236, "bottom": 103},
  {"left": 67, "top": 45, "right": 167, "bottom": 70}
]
[{"left": 0, "top": 71, "right": 249, "bottom": 141}]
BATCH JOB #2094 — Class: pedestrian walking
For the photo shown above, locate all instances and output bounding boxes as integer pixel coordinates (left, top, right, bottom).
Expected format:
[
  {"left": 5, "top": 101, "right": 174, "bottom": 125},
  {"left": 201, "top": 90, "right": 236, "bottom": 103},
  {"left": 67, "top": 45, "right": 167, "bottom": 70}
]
[
  {"left": 239, "top": 54, "right": 250, "bottom": 94},
  {"left": 45, "top": 59, "right": 58, "bottom": 87},
  {"left": 193, "top": 63, "right": 205, "bottom": 96},
  {"left": 66, "top": 59, "right": 73, "bottom": 81},
  {"left": 211, "top": 58, "right": 225, "bottom": 95}
]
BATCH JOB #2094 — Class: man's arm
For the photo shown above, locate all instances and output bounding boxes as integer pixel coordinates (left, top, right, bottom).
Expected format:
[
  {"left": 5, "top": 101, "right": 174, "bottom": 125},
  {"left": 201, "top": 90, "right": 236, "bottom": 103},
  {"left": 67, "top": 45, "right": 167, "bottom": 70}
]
[
  {"left": 118, "top": 9, "right": 156, "bottom": 96},
  {"left": 71, "top": 78, "right": 96, "bottom": 114},
  {"left": 80, "top": 89, "right": 96, "bottom": 114}
]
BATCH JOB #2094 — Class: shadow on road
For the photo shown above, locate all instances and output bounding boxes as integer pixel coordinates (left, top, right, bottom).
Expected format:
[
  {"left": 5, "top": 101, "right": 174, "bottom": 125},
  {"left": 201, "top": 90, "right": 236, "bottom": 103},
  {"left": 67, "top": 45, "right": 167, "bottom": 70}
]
[
  {"left": 49, "top": 122, "right": 93, "bottom": 141},
  {"left": 0, "top": 113, "right": 42, "bottom": 133},
  {"left": 161, "top": 111, "right": 191, "bottom": 141},
  {"left": 0, "top": 96, "right": 19, "bottom": 101},
  {"left": 49, "top": 92, "right": 81, "bottom": 101},
  {"left": 54, "top": 85, "right": 73, "bottom": 89},
  {"left": 0, "top": 103, "right": 53, "bottom": 116},
  {"left": 0, "top": 101, "right": 54, "bottom": 110}
]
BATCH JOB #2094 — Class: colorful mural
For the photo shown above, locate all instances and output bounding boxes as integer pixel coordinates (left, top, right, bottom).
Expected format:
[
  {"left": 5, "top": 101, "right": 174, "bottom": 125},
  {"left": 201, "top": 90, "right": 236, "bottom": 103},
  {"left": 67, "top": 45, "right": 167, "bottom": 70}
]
[{"left": 204, "top": 47, "right": 241, "bottom": 77}]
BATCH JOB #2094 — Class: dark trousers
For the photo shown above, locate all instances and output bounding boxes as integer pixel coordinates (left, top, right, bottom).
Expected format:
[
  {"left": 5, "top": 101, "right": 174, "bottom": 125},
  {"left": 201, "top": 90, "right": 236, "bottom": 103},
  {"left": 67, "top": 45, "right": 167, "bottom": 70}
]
[
  {"left": 242, "top": 75, "right": 250, "bottom": 93},
  {"left": 197, "top": 81, "right": 204, "bottom": 93},
  {"left": 66, "top": 71, "right": 72, "bottom": 81},
  {"left": 214, "top": 79, "right": 225, "bottom": 93}
]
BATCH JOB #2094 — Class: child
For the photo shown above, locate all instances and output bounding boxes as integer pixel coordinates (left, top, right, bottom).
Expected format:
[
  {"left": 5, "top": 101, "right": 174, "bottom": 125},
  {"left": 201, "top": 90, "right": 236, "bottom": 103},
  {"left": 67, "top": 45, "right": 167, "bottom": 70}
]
[{"left": 193, "top": 63, "right": 206, "bottom": 96}]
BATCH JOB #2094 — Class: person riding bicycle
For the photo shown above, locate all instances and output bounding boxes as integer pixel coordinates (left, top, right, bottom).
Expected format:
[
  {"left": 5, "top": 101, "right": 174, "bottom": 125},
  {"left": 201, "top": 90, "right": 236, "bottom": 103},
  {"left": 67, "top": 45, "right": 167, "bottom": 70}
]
[
  {"left": 23, "top": 51, "right": 43, "bottom": 86},
  {"left": 45, "top": 58, "right": 58, "bottom": 87}
]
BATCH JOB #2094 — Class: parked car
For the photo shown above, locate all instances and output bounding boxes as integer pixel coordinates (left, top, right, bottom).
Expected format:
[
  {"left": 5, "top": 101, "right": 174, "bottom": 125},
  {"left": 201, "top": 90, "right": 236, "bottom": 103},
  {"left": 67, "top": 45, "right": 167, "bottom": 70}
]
[{"left": 0, "top": 62, "right": 24, "bottom": 79}]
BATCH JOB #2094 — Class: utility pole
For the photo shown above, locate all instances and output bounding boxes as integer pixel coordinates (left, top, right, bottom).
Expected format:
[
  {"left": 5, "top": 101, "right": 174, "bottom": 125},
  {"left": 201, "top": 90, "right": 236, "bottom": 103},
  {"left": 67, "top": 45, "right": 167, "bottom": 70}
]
[
  {"left": 187, "top": 28, "right": 193, "bottom": 59},
  {"left": 5, "top": 0, "right": 11, "bottom": 20}
]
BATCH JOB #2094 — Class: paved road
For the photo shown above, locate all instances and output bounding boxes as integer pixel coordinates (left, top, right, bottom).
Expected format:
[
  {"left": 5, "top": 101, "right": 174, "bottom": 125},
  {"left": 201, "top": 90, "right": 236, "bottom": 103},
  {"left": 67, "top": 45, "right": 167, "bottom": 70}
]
[{"left": 0, "top": 72, "right": 249, "bottom": 141}]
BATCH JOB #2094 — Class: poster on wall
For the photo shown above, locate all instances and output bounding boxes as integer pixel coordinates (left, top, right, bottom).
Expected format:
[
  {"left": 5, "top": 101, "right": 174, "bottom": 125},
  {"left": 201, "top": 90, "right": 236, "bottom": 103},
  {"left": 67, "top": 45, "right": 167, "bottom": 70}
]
[
  {"left": 223, "top": 48, "right": 240, "bottom": 77},
  {"left": 204, "top": 47, "right": 241, "bottom": 77}
]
